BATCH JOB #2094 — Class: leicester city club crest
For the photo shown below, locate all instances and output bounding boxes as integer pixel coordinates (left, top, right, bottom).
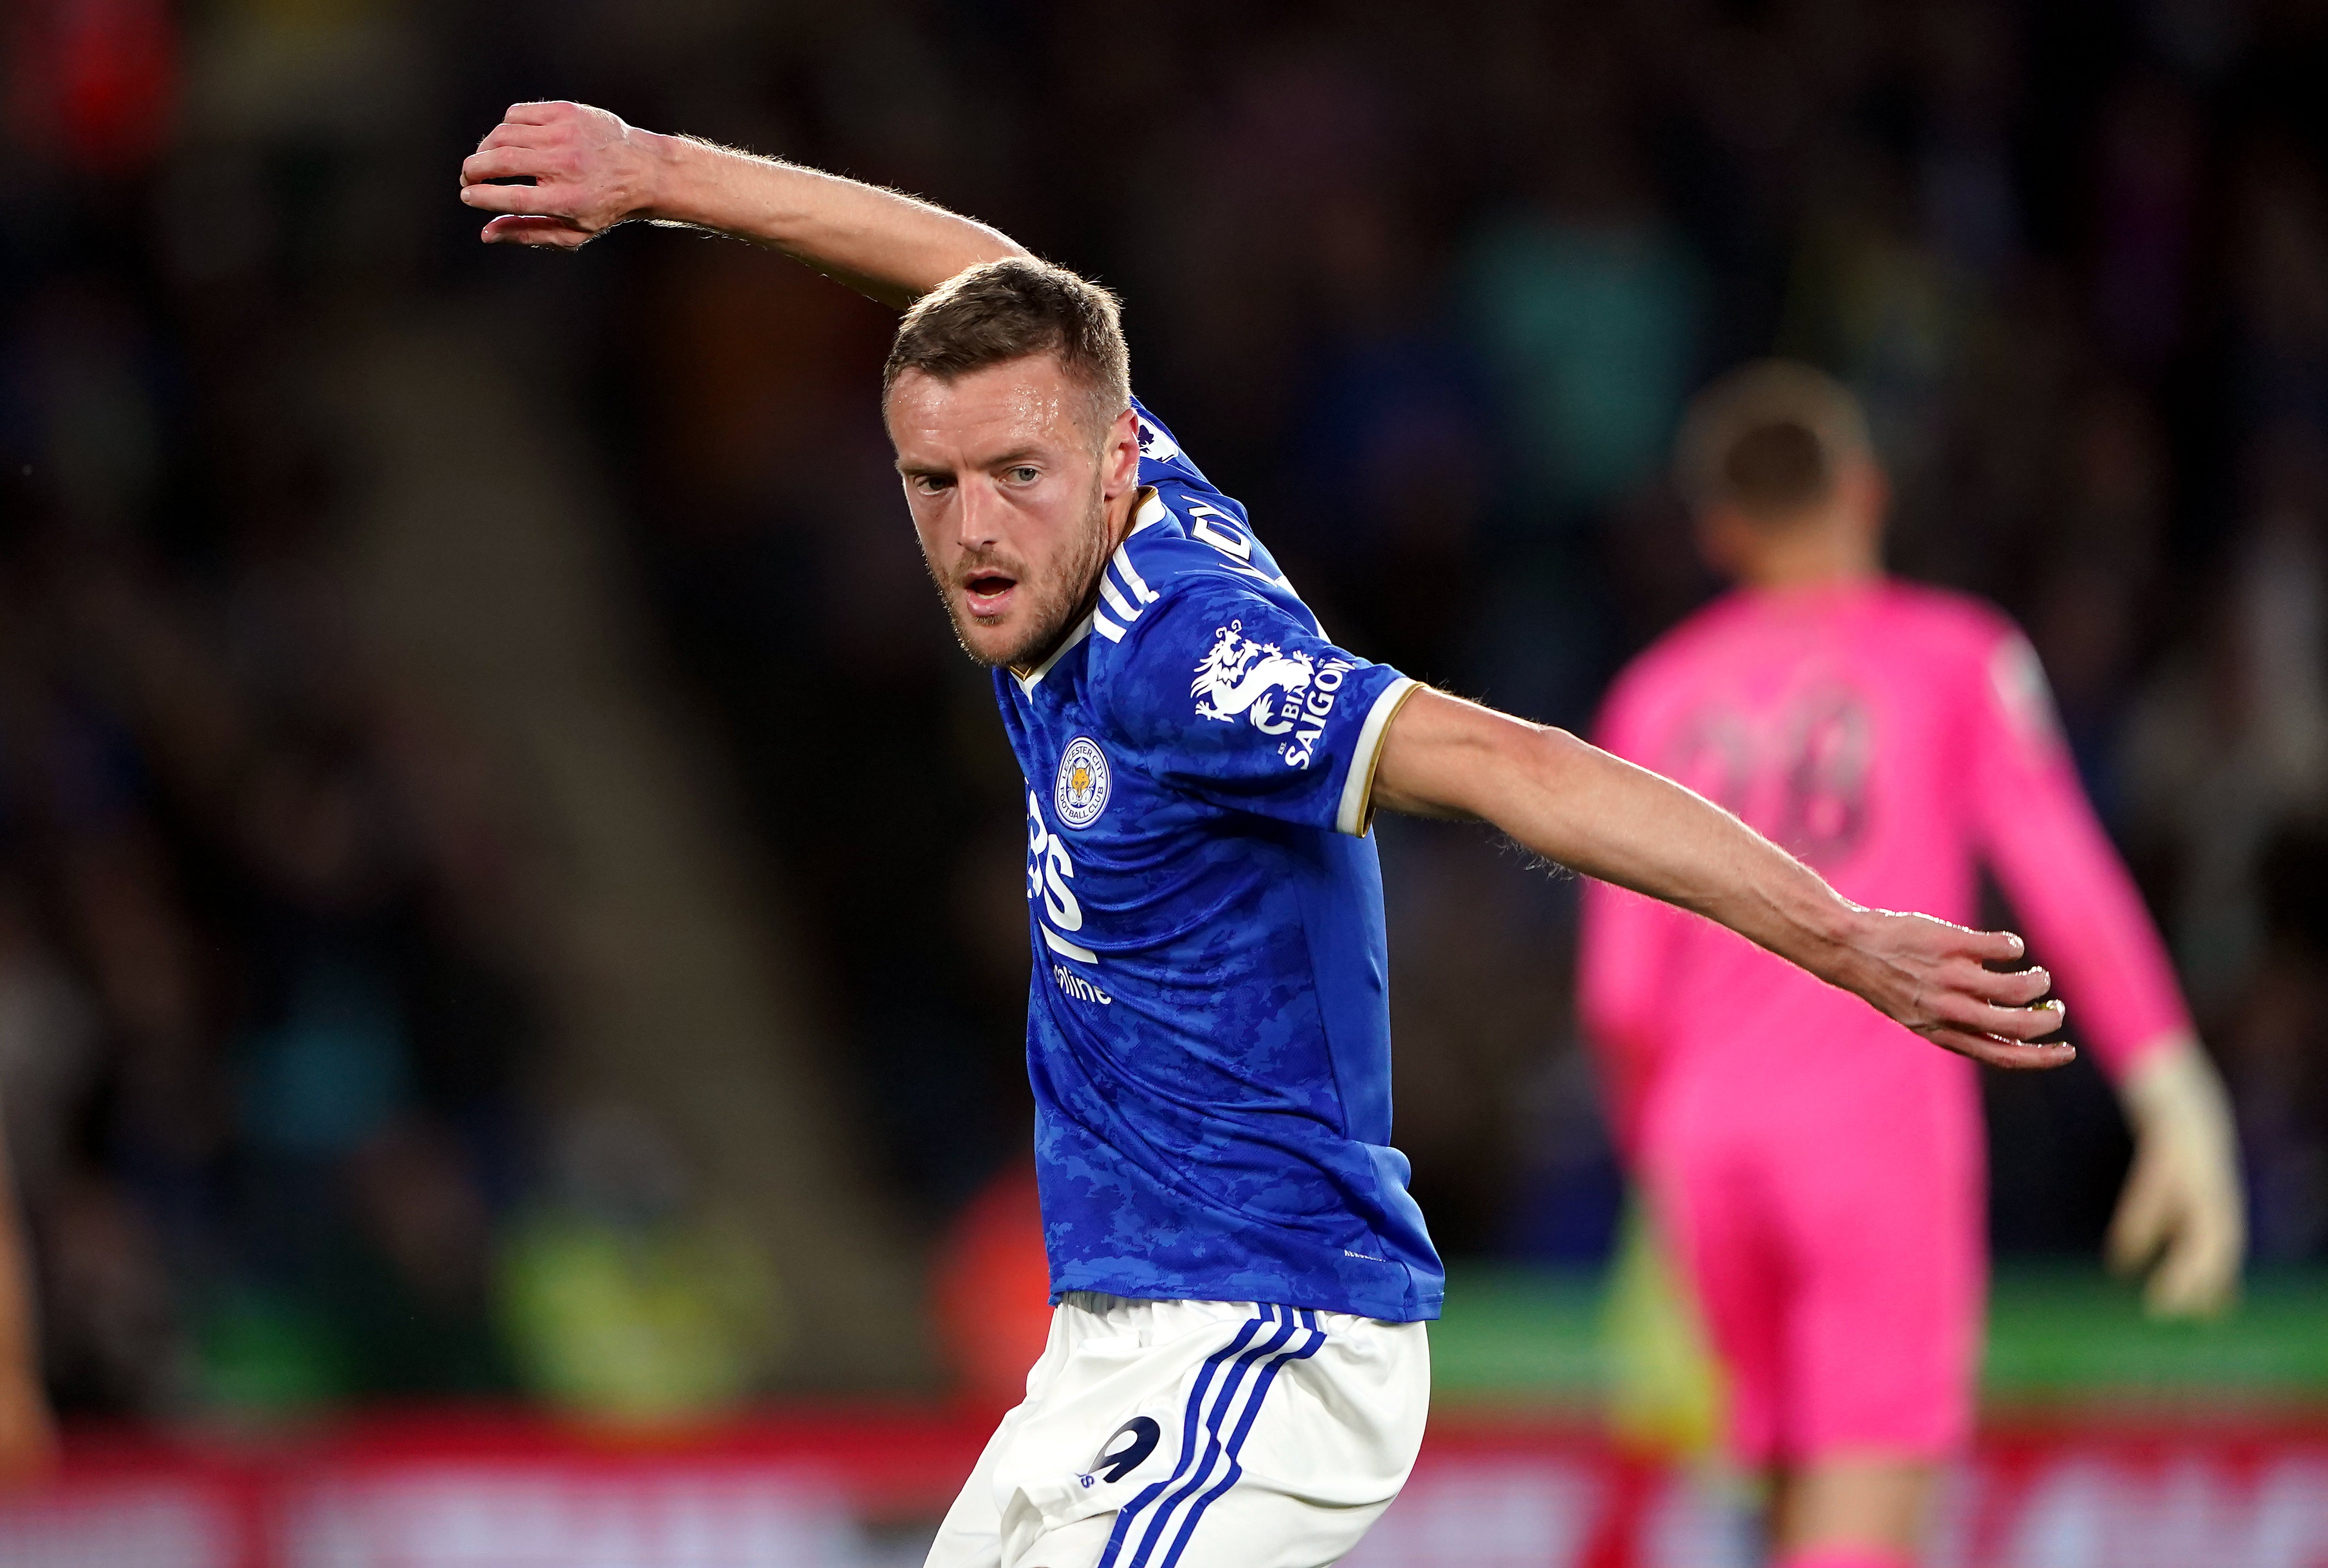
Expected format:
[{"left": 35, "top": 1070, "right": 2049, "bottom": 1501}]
[{"left": 1054, "top": 736, "right": 1111, "bottom": 829}]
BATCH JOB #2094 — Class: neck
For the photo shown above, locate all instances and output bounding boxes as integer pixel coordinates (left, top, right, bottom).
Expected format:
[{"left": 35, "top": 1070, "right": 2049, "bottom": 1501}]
[
  {"left": 1736, "top": 520, "right": 1882, "bottom": 591},
  {"left": 1060, "top": 482, "right": 1146, "bottom": 620},
  {"left": 1104, "top": 483, "right": 1147, "bottom": 553}
]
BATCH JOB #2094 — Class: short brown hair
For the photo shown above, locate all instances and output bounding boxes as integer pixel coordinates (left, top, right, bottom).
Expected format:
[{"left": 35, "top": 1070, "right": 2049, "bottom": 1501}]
[
  {"left": 1675, "top": 359, "right": 1874, "bottom": 520},
  {"left": 883, "top": 257, "right": 1131, "bottom": 439}
]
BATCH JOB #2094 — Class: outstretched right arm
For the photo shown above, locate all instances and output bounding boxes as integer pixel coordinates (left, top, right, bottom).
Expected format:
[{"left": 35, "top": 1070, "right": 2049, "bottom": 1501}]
[
  {"left": 1374, "top": 689, "right": 2074, "bottom": 1071},
  {"left": 458, "top": 101, "right": 1027, "bottom": 308}
]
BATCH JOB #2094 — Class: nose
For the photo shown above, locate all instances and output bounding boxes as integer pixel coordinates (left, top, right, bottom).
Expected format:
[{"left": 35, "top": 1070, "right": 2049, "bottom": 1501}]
[{"left": 953, "top": 476, "right": 1005, "bottom": 551}]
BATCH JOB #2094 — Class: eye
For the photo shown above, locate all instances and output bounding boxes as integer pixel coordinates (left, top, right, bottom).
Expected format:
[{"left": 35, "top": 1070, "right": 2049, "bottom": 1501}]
[
  {"left": 1008, "top": 465, "right": 1041, "bottom": 484},
  {"left": 912, "top": 474, "right": 954, "bottom": 495}
]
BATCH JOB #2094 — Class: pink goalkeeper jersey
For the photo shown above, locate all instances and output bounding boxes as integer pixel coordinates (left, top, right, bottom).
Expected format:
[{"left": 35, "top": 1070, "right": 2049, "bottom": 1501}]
[{"left": 1579, "top": 580, "right": 2190, "bottom": 1157}]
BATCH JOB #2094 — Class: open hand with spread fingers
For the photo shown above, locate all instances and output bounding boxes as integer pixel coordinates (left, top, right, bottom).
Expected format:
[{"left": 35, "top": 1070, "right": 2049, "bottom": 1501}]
[
  {"left": 459, "top": 101, "right": 664, "bottom": 248},
  {"left": 1833, "top": 908, "right": 2074, "bottom": 1070}
]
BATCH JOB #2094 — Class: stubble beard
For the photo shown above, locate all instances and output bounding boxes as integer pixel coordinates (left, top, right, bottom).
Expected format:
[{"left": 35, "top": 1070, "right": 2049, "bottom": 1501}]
[{"left": 929, "top": 485, "right": 1112, "bottom": 671}]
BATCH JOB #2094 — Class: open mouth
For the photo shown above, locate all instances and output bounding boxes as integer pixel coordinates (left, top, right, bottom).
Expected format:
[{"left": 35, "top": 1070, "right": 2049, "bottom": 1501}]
[{"left": 963, "top": 570, "right": 1018, "bottom": 618}]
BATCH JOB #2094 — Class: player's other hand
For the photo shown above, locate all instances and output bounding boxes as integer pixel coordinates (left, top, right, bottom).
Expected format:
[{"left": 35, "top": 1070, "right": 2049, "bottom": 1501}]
[
  {"left": 459, "top": 102, "right": 662, "bottom": 248},
  {"left": 2108, "top": 1036, "right": 2245, "bottom": 1317},
  {"left": 1844, "top": 908, "right": 2075, "bottom": 1070}
]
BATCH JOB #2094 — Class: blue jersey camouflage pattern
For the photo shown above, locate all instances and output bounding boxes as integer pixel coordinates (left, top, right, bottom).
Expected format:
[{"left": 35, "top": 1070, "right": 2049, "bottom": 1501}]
[{"left": 994, "top": 400, "right": 1443, "bottom": 1322}]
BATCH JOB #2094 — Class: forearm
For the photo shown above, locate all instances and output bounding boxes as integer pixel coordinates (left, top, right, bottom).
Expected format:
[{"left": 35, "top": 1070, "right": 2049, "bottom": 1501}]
[
  {"left": 1403, "top": 713, "right": 1864, "bottom": 987},
  {"left": 459, "top": 102, "right": 1026, "bottom": 303},
  {"left": 640, "top": 133, "right": 1027, "bottom": 305},
  {"left": 1374, "top": 689, "right": 2067, "bottom": 1068}
]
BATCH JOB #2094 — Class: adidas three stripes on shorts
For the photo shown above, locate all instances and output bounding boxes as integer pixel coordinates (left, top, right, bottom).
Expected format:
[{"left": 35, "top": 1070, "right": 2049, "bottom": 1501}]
[{"left": 926, "top": 1292, "right": 1430, "bottom": 1568}]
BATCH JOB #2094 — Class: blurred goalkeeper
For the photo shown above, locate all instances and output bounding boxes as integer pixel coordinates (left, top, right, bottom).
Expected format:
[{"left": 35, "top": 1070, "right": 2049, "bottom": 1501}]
[{"left": 1580, "top": 362, "right": 2245, "bottom": 1568}]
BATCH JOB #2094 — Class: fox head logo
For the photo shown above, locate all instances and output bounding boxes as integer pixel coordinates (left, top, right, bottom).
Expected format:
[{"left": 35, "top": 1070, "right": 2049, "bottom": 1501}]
[{"left": 1054, "top": 736, "right": 1112, "bottom": 829}]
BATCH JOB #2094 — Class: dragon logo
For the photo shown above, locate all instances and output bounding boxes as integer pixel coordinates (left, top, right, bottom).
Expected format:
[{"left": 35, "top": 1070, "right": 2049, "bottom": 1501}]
[{"left": 1192, "top": 620, "right": 1315, "bottom": 736}]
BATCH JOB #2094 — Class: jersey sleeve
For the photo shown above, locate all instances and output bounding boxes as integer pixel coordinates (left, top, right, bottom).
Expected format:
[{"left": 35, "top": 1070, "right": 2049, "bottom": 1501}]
[
  {"left": 1095, "top": 582, "right": 1417, "bottom": 836},
  {"left": 1967, "top": 626, "right": 2193, "bottom": 1080}
]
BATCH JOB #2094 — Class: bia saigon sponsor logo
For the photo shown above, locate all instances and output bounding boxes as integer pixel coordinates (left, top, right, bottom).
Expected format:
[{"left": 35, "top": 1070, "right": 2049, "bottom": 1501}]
[
  {"left": 1190, "top": 620, "right": 1354, "bottom": 771},
  {"left": 1053, "top": 736, "right": 1111, "bottom": 828}
]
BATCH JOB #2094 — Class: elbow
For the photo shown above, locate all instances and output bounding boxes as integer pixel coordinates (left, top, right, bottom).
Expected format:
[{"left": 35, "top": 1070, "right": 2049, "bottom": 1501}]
[
  {"left": 959, "top": 237, "right": 1034, "bottom": 273},
  {"left": 1512, "top": 721, "right": 1594, "bottom": 786},
  {"left": 1539, "top": 723, "right": 1595, "bottom": 764},
  {"left": 1371, "top": 687, "right": 1594, "bottom": 823},
  {"left": 960, "top": 224, "right": 1037, "bottom": 272},
  {"left": 1442, "top": 716, "right": 1587, "bottom": 821}
]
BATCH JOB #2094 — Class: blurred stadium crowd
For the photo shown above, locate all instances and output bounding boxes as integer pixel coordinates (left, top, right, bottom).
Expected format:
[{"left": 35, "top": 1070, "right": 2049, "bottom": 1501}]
[{"left": 4, "top": 0, "right": 2328, "bottom": 1419}]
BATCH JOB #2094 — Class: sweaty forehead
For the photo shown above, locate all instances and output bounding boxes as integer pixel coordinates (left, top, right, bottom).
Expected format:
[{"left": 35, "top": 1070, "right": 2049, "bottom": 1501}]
[{"left": 886, "top": 360, "right": 1083, "bottom": 460}]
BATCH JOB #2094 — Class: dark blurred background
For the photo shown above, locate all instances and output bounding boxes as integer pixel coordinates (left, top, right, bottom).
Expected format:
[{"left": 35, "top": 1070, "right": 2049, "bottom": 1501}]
[{"left": 4, "top": 0, "right": 2327, "bottom": 1424}]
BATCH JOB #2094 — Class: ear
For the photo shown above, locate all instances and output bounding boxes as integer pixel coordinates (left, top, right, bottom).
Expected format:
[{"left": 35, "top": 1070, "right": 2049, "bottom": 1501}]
[{"left": 1100, "top": 406, "right": 1141, "bottom": 499}]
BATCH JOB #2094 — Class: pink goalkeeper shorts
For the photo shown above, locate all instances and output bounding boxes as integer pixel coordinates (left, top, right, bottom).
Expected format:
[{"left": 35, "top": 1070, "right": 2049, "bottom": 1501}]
[{"left": 1642, "top": 1042, "right": 1985, "bottom": 1466}]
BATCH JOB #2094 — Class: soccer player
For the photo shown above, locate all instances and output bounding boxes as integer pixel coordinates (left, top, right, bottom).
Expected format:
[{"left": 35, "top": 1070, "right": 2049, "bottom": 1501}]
[
  {"left": 1581, "top": 362, "right": 2245, "bottom": 1568},
  {"left": 458, "top": 105, "right": 2075, "bottom": 1568}
]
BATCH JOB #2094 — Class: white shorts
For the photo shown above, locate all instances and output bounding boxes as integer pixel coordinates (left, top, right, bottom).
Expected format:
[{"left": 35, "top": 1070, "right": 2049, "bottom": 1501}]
[{"left": 926, "top": 1293, "right": 1430, "bottom": 1568}]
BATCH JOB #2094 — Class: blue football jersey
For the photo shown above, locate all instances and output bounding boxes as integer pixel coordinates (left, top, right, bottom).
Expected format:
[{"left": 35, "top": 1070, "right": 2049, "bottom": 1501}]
[{"left": 993, "top": 400, "right": 1443, "bottom": 1322}]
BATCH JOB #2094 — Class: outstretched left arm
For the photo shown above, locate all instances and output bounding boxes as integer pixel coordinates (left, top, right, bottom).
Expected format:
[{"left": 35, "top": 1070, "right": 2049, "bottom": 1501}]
[{"left": 1371, "top": 688, "right": 2074, "bottom": 1070}]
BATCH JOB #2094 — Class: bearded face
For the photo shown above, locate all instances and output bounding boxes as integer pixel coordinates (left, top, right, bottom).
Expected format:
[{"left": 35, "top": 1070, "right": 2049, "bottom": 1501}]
[
  {"left": 924, "top": 468, "right": 1111, "bottom": 669},
  {"left": 887, "top": 356, "right": 1135, "bottom": 671}
]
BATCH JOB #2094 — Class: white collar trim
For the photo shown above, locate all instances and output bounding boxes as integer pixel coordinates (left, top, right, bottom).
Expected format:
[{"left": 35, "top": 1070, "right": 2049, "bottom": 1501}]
[
  {"left": 1012, "top": 613, "right": 1094, "bottom": 696},
  {"left": 1012, "top": 491, "right": 1164, "bottom": 696}
]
